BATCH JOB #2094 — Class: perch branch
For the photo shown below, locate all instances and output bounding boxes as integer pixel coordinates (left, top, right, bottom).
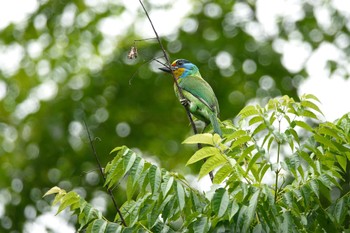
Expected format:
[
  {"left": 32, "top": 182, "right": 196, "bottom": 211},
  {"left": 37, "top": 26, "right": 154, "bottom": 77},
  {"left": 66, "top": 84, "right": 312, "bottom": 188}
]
[{"left": 138, "top": 0, "right": 214, "bottom": 182}]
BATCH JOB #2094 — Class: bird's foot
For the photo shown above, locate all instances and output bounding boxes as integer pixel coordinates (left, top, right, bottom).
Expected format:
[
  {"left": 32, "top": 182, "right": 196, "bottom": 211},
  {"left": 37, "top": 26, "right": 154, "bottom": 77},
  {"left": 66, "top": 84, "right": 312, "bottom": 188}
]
[{"left": 180, "top": 98, "right": 189, "bottom": 106}]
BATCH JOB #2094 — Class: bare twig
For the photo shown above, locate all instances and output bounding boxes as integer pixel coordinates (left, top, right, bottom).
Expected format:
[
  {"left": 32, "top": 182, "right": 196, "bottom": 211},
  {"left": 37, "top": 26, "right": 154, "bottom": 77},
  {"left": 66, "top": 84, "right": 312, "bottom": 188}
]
[
  {"left": 138, "top": 0, "right": 214, "bottom": 182},
  {"left": 83, "top": 120, "right": 127, "bottom": 227}
]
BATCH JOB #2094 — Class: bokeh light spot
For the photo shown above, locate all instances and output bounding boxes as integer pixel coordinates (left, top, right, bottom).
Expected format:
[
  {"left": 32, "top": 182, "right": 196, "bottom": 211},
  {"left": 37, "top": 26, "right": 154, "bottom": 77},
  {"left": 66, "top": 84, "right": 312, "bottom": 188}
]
[
  {"left": 116, "top": 122, "right": 131, "bottom": 138},
  {"left": 242, "top": 59, "right": 257, "bottom": 74}
]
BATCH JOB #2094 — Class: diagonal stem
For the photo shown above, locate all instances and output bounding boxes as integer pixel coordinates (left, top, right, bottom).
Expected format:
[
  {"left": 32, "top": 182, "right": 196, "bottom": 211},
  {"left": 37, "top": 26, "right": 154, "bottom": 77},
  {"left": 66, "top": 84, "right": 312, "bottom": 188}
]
[
  {"left": 138, "top": 0, "right": 213, "bottom": 182},
  {"left": 83, "top": 120, "right": 127, "bottom": 226}
]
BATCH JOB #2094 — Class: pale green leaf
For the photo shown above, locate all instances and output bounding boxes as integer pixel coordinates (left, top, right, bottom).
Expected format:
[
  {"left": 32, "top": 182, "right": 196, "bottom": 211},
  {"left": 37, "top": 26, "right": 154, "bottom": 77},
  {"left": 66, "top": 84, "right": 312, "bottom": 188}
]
[
  {"left": 249, "top": 116, "right": 264, "bottom": 126},
  {"left": 225, "top": 129, "right": 247, "bottom": 141},
  {"left": 301, "top": 109, "right": 319, "bottom": 120},
  {"left": 199, "top": 154, "right": 227, "bottom": 179},
  {"left": 301, "top": 100, "right": 323, "bottom": 115},
  {"left": 294, "top": 120, "right": 314, "bottom": 132},
  {"left": 186, "top": 147, "right": 221, "bottom": 165},
  {"left": 213, "top": 163, "right": 232, "bottom": 184},
  {"left": 231, "top": 135, "right": 251, "bottom": 149},
  {"left": 247, "top": 152, "right": 262, "bottom": 174},
  {"left": 109, "top": 146, "right": 124, "bottom": 154},
  {"left": 57, "top": 191, "right": 80, "bottom": 215},
  {"left": 182, "top": 133, "right": 215, "bottom": 146},
  {"left": 314, "top": 134, "right": 339, "bottom": 151},
  {"left": 336, "top": 155, "right": 347, "bottom": 172},
  {"left": 302, "top": 93, "right": 321, "bottom": 103},
  {"left": 237, "top": 145, "right": 255, "bottom": 163},
  {"left": 43, "top": 186, "right": 64, "bottom": 197},
  {"left": 253, "top": 123, "right": 267, "bottom": 135},
  {"left": 238, "top": 105, "right": 260, "bottom": 118}
]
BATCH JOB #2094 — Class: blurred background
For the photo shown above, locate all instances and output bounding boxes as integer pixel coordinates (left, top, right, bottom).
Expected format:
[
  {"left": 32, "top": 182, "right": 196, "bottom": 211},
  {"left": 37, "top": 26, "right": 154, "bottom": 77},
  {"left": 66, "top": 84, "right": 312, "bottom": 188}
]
[{"left": 0, "top": 0, "right": 349, "bottom": 232}]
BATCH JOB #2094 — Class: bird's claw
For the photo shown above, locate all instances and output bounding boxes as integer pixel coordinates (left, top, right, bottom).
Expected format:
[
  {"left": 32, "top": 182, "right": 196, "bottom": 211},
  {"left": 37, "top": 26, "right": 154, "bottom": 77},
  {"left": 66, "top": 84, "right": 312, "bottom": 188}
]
[{"left": 180, "top": 98, "right": 189, "bottom": 106}]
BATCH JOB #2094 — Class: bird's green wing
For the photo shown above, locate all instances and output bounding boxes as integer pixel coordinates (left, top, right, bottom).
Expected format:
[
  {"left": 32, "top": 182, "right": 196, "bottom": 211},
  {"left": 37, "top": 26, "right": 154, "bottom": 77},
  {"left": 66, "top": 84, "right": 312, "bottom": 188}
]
[{"left": 178, "top": 75, "right": 220, "bottom": 115}]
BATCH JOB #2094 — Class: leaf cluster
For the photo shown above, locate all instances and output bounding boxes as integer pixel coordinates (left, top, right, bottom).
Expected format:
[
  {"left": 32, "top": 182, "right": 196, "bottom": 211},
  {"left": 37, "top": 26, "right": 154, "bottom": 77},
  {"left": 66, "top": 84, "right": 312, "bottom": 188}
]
[{"left": 44, "top": 95, "right": 350, "bottom": 232}]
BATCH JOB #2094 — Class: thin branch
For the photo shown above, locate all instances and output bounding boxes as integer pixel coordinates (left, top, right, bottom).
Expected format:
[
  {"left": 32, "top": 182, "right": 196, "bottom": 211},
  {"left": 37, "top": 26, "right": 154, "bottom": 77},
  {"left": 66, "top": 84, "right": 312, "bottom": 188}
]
[
  {"left": 83, "top": 120, "right": 127, "bottom": 227},
  {"left": 138, "top": 0, "right": 214, "bottom": 182},
  {"left": 274, "top": 119, "right": 282, "bottom": 203},
  {"left": 138, "top": 0, "right": 197, "bottom": 134}
]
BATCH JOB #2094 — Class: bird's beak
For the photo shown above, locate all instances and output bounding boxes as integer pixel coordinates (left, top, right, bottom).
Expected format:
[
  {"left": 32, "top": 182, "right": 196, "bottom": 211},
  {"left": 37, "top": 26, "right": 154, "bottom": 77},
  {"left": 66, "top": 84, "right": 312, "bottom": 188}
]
[{"left": 159, "top": 66, "right": 172, "bottom": 73}]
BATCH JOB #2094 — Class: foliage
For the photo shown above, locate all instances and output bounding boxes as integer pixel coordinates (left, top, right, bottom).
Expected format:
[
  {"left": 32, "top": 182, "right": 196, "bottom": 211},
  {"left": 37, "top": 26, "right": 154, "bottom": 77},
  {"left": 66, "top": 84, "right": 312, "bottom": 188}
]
[{"left": 45, "top": 95, "right": 350, "bottom": 232}]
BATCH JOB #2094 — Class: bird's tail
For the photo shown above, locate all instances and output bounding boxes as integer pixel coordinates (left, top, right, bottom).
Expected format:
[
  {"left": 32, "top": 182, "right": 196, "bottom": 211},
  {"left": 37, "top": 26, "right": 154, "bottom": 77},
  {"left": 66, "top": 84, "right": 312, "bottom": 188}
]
[{"left": 209, "top": 113, "right": 222, "bottom": 137}]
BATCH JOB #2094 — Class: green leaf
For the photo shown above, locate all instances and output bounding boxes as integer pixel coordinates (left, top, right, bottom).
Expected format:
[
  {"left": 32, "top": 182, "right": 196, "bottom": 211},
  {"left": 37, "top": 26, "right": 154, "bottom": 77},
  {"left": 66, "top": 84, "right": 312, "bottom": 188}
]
[
  {"left": 86, "top": 219, "right": 106, "bottom": 233},
  {"left": 228, "top": 202, "right": 239, "bottom": 221},
  {"left": 161, "top": 175, "right": 174, "bottom": 197},
  {"left": 182, "top": 133, "right": 215, "bottom": 146},
  {"left": 43, "top": 186, "right": 64, "bottom": 197},
  {"left": 237, "top": 145, "right": 255, "bottom": 163},
  {"left": 317, "top": 124, "right": 342, "bottom": 141},
  {"left": 186, "top": 147, "right": 221, "bottom": 165},
  {"left": 213, "top": 163, "right": 232, "bottom": 184},
  {"left": 126, "top": 157, "right": 144, "bottom": 200},
  {"left": 300, "top": 109, "right": 319, "bottom": 120},
  {"left": 211, "top": 188, "right": 229, "bottom": 218},
  {"left": 331, "top": 195, "right": 348, "bottom": 224},
  {"left": 294, "top": 120, "right": 314, "bottom": 132},
  {"left": 231, "top": 135, "right": 251, "bottom": 149},
  {"left": 199, "top": 154, "right": 226, "bottom": 179},
  {"left": 302, "top": 93, "right": 321, "bottom": 103},
  {"left": 238, "top": 105, "right": 260, "bottom": 118},
  {"left": 162, "top": 195, "right": 176, "bottom": 222},
  {"left": 309, "top": 180, "right": 319, "bottom": 198},
  {"left": 287, "top": 128, "right": 300, "bottom": 146},
  {"left": 57, "top": 191, "right": 80, "bottom": 214},
  {"left": 242, "top": 190, "right": 260, "bottom": 232},
  {"left": 176, "top": 182, "right": 186, "bottom": 211},
  {"left": 298, "top": 150, "right": 316, "bottom": 170},
  {"left": 124, "top": 152, "right": 137, "bottom": 175},
  {"left": 336, "top": 155, "right": 347, "bottom": 172},
  {"left": 148, "top": 165, "right": 161, "bottom": 194},
  {"left": 193, "top": 217, "right": 210, "bottom": 233},
  {"left": 301, "top": 100, "right": 323, "bottom": 115},
  {"left": 280, "top": 211, "right": 293, "bottom": 233},
  {"left": 247, "top": 152, "right": 262, "bottom": 175},
  {"left": 225, "top": 129, "right": 247, "bottom": 141},
  {"left": 109, "top": 146, "right": 124, "bottom": 154},
  {"left": 252, "top": 123, "right": 267, "bottom": 135},
  {"left": 249, "top": 116, "right": 264, "bottom": 125},
  {"left": 314, "top": 134, "right": 339, "bottom": 151}
]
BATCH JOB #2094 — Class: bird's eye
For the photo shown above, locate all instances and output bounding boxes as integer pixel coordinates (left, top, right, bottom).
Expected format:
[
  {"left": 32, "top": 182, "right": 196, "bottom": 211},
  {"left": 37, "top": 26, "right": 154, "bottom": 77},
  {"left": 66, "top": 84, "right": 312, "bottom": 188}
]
[{"left": 177, "top": 60, "right": 183, "bottom": 66}]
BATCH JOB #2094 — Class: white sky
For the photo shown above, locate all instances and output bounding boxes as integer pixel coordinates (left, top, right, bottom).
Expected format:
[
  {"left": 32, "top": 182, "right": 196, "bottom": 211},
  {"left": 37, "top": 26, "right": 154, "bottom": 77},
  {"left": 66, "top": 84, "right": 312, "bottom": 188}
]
[{"left": 0, "top": 0, "right": 350, "bottom": 232}]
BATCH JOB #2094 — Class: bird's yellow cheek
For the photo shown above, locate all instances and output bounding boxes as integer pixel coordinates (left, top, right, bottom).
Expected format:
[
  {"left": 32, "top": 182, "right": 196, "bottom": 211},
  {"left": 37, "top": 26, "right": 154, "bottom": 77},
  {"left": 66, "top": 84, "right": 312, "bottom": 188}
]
[{"left": 173, "top": 67, "right": 185, "bottom": 79}]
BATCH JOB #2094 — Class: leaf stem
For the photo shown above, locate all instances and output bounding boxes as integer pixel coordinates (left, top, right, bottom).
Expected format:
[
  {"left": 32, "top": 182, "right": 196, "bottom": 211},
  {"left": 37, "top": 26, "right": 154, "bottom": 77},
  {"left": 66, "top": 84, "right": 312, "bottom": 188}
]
[{"left": 274, "top": 119, "right": 282, "bottom": 202}]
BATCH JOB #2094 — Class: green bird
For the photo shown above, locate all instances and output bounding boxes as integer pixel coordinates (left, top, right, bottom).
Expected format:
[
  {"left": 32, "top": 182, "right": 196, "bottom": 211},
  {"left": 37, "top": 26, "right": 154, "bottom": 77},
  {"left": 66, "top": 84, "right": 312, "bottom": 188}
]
[{"left": 159, "top": 59, "right": 222, "bottom": 137}]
